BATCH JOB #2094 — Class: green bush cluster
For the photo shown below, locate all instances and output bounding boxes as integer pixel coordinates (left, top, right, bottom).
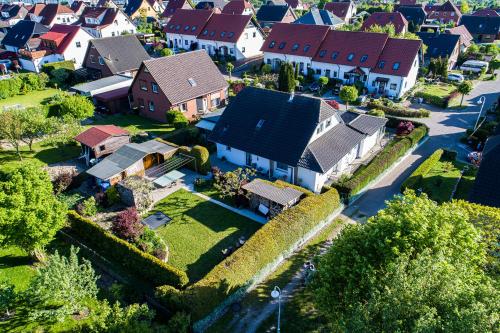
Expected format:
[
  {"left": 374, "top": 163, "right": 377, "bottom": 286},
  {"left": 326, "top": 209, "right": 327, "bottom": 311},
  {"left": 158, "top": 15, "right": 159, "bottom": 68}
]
[
  {"left": 367, "top": 109, "right": 385, "bottom": 117},
  {"left": 178, "top": 145, "right": 211, "bottom": 175},
  {"left": 367, "top": 100, "right": 430, "bottom": 118},
  {"left": 401, "top": 149, "right": 444, "bottom": 192},
  {"left": 183, "top": 187, "right": 341, "bottom": 319},
  {"left": 67, "top": 211, "right": 188, "bottom": 288},
  {"left": 167, "top": 109, "right": 189, "bottom": 129},
  {"left": 42, "top": 60, "right": 75, "bottom": 72},
  {"left": 162, "top": 127, "right": 201, "bottom": 146},
  {"left": 333, "top": 126, "right": 428, "bottom": 200},
  {"left": 414, "top": 90, "right": 458, "bottom": 108},
  {"left": 0, "top": 73, "right": 49, "bottom": 99}
]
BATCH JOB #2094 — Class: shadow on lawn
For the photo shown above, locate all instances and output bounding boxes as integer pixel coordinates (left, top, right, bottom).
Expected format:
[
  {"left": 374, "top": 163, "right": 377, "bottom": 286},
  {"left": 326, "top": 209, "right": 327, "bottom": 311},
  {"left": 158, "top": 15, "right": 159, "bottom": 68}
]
[{"left": 0, "top": 255, "right": 33, "bottom": 270}]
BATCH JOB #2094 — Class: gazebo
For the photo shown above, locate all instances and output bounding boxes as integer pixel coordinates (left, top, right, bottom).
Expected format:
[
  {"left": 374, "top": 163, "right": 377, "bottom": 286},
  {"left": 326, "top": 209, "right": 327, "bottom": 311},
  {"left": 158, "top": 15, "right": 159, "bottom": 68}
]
[{"left": 242, "top": 179, "right": 304, "bottom": 218}]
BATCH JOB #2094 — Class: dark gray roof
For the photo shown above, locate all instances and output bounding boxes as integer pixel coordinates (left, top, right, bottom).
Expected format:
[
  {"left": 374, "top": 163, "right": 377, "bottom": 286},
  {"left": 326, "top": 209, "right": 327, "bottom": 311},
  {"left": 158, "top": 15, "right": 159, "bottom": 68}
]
[
  {"left": 416, "top": 32, "right": 460, "bottom": 59},
  {"left": 460, "top": 15, "right": 500, "bottom": 35},
  {"left": 89, "top": 35, "right": 151, "bottom": 75},
  {"left": 71, "top": 74, "right": 133, "bottom": 94},
  {"left": 256, "top": 4, "right": 290, "bottom": 22},
  {"left": 348, "top": 114, "right": 387, "bottom": 136},
  {"left": 339, "top": 110, "right": 359, "bottom": 123},
  {"left": 298, "top": 124, "right": 365, "bottom": 173},
  {"left": 210, "top": 87, "right": 340, "bottom": 169},
  {"left": 294, "top": 8, "right": 344, "bottom": 26},
  {"left": 140, "top": 50, "right": 228, "bottom": 105},
  {"left": 396, "top": 6, "right": 426, "bottom": 26},
  {"left": 242, "top": 179, "right": 303, "bottom": 205},
  {"left": 469, "top": 135, "right": 500, "bottom": 208},
  {"left": 1, "top": 20, "right": 48, "bottom": 48},
  {"left": 86, "top": 140, "right": 177, "bottom": 180}
]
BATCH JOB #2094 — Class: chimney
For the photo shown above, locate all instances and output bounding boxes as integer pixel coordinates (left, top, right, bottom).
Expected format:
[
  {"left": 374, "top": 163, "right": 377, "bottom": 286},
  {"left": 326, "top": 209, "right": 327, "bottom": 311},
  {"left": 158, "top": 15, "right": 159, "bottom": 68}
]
[{"left": 288, "top": 91, "right": 295, "bottom": 102}]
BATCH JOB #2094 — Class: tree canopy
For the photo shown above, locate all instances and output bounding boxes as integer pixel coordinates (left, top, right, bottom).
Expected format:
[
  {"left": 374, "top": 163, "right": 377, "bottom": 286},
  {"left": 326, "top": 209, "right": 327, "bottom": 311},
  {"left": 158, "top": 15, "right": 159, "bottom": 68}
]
[
  {"left": 313, "top": 191, "right": 499, "bottom": 332},
  {"left": 339, "top": 86, "right": 358, "bottom": 109},
  {"left": 278, "top": 63, "right": 295, "bottom": 93}
]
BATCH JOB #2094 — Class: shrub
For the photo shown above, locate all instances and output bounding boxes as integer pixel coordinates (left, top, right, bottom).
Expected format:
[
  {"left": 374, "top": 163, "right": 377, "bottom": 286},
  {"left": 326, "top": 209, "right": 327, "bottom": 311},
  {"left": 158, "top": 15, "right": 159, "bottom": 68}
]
[
  {"left": 367, "top": 109, "right": 385, "bottom": 117},
  {"left": 396, "top": 121, "right": 415, "bottom": 135},
  {"left": 401, "top": 149, "right": 444, "bottom": 192},
  {"left": 185, "top": 188, "right": 341, "bottom": 319},
  {"left": 333, "top": 125, "right": 428, "bottom": 200},
  {"left": 261, "top": 64, "right": 272, "bottom": 74},
  {"left": 105, "top": 186, "right": 121, "bottom": 205},
  {"left": 414, "top": 89, "right": 457, "bottom": 108},
  {"left": 325, "top": 99, "right": 340, "bottom": 110},
  {"left": 167, "top": 109, "right": 189, "bottom": 129},
  {"left": 155, "top": 285, "right": 188, "bottom": 312},
  {"left": 178, "top": 145, "right": 211, "bottom": 175},
  {"left": 112, "top": 208, "right": 144, "bottom": 241},
  {"left": 67, "top": 211, "right": 188, "bottom": 288},
  {"left": 52, "top": 170, "right": 75, "bottom": 194},
  {"left": 367, "top": 100, "right": 430, "bottom": 118},
  {"left": 162, "top": 127, "right": 201, "bottom": 146},
  {"left": 77, "top": 196, "right": 97, "bottom": 217}
]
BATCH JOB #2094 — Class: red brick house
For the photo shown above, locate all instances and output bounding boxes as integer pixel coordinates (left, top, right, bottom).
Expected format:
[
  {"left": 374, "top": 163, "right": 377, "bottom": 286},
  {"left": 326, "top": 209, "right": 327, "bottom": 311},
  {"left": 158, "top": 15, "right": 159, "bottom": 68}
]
[
  {"left": 425, "top": 0, "right": 462, "bottom": 25},
  {"left": 361, "top": 12, "right": 408, "bottom": 34},
  {"left": 130, "top": 50, "right": 228, "bottom": 123}
]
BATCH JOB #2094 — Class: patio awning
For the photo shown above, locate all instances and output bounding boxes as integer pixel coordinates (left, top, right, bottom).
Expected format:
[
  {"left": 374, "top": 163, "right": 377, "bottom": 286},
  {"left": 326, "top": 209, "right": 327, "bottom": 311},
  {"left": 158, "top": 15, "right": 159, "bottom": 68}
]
[{"left": 242, "top": 179, "right": 303, "bottom": 206}]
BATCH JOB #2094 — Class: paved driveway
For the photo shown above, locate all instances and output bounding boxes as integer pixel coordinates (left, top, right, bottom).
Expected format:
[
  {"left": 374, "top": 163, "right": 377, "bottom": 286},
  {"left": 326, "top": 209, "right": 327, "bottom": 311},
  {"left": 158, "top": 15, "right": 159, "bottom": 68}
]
[{"left": 348, "top": 75, "right": 500, "bottom": 218}]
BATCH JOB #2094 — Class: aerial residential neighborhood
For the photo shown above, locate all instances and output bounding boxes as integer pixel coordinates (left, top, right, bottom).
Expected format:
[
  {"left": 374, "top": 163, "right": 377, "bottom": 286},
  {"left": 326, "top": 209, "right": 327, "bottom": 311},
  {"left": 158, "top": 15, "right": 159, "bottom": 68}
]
[{"left": 0, "top": 0, "right": 498, "bottom": 332}]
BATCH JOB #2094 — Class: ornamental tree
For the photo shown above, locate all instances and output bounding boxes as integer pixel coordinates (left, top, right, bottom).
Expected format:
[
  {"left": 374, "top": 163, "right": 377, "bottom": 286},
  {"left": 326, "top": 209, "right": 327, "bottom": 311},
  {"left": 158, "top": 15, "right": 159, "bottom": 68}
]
[
  {"left": 278, "top": 62, "right": 295, "bottom": 92},
  {"left": 226, "top": 62, "right": 234, "bottom": 79},
  {"left": 0, "top": 162, "right": 66, "bottom": 254},
  {"left": 457, "top": 80, "right": 473, "bottom": 106},
  {"left": 339, "top": 86, "right": 358, "bottom": 110},
  {"left": 112, "top": 208, "right": 144, "bottom": 241},
  {"left": 57, "top": 94, "right": 95, "bottom": 120}
]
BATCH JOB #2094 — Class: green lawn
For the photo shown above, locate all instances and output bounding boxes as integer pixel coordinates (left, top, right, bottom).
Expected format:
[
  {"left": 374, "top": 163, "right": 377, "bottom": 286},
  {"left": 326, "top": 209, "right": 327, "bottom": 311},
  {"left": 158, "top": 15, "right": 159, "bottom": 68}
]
[
  {"left": 0, "top": 246, "right": 35, "bottom": 291},
  {"left": 91, "top": 114, "right": 174, "bottom": 136},
  {"left": 419, "top": 160, "right": 468, "bottom": 203},
  {"left": 420, "top": 83, "right": 456, "bottom": 97},
  {"left": 453, "top": 165, "right": 478, "bottom": 200},
  {"left": 194, "top": 179, "right": 236, "bottom": 206},
  {"left": 0, "top": 88, "right": 60, "bottom": 109},
  {"left": 148, "top": 189, "right": 261, "bottom": 283}
]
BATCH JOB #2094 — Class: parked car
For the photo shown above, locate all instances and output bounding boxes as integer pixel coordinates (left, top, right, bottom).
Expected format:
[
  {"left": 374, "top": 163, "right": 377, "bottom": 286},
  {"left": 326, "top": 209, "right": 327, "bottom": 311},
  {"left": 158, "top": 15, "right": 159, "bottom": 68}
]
[
  {"left": 447, "top": 73, "right": 465, "bottom": 82},
  {"left": 460, "top": 60, "right": 489, "bottom": 73},
  {"left": 309, "top": 82, "right": 320, "bottom": 92}
]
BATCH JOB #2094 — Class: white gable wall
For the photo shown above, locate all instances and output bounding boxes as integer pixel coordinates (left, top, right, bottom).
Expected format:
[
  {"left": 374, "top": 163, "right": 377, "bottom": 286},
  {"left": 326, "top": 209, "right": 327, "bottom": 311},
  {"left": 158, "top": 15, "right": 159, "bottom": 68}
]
[
  {"left": 100, "top": 11, "right": 136, "bottom": 37},
  {"left": 234, "top": 25, "right": 264, "bottom": 59},
  {"left": 61, "top": 28, "right": 93, "bottom": 68}
]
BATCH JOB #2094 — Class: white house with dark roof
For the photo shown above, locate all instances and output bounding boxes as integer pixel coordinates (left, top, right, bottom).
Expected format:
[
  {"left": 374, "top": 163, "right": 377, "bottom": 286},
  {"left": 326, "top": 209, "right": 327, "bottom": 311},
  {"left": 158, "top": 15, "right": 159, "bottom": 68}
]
[
  {"left": 210, "top": 87, "right": 387, "bottom": 193},
  {"left": 73, "top": 6, "right": 136, "bottom": 38}
]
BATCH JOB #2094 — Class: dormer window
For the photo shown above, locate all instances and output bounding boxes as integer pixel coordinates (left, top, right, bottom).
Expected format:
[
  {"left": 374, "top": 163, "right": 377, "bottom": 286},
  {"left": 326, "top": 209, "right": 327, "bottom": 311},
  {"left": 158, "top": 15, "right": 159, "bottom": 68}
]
[
  {"left": 228, "top": 32, "right": 234, "bottom": 38},
  {"left": 184, "top": 25, "right": 190, "bottom": 31},
  {"left": 331, "top": 51, "right": 339, "bottom": 60},
  {"left": 360, "top": 55, "right": 368, "bottom": 63},
  {"left": 269, "top": 40, "right": 276, "bottom": 48},
  {"left": 202, "top": 29, "right": 208, "bottom": 35},
  {"left": 319, "top": 50, "right": 327, "bottom": 57},
  {"left": 303, "top": 45, "right": 310, "bottom": 52},
  {"left": 220, "top": 31, "right": 226, "bottom": 37},
  {"left": 278, "top": 42, "right": 286, "bottom": 49},
  {"left": 347, "top": 53, "right": 354, "bottom": 61},
  {"left": 393, "top": 62, "right": 400, "bottom": 70},
  {"left": 378, "top": 61, "right": 385, "bottom": 69},
  {"left": 292, "top": 43, "right": 299, "bottom": 51}
]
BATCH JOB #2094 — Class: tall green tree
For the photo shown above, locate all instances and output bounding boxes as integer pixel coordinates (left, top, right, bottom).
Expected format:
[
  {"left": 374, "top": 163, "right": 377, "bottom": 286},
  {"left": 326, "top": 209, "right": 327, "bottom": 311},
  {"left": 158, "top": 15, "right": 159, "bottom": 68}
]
[
  {"left": 56, "top": 94, "right": 95, "bottom": 120},
  {"left": 457, "top": 80, "right": 473, "bottom": 106},
  {"left": 0, "top": 163, "right": 66, "bottom": 254},
  {"left": 339, "top": 86, "right": 358, "bottom": 109},
  {"left": 19, "top": 107, "right": 55, "bottom": 151},
  {"left": 226, "top": 62, "right": 234, "bottom": 79},
  {"left": 278, "top": 62, "right": 295, "bottom": 92},
  {"left": 0, "top": 108, "right": 25, "bottom": 160},
  {"left": 312, "top": 191, "right": 496, "bottom": 332}
]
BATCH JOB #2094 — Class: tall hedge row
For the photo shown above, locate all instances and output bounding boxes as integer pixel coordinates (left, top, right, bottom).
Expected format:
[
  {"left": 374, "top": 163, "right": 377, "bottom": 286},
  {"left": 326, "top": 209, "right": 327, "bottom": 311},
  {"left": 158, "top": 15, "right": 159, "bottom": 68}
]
[
  {"left": 401, "top": 149, "right": 444, "bottom": 192},
  {"left": 367, "top": 100, "right": 430, "bottom": 118},
  {"left": 0, "top": 73, "right": 49, "bottom": 99},
  {"left": 67, "top": 210, "right": 188, "bottom": 288},
  {"left": 333, "top": 125, "right": 428, "bottom": 200},
  {"left": 183, "top": 187, "right": 341, "bottom": 319}
]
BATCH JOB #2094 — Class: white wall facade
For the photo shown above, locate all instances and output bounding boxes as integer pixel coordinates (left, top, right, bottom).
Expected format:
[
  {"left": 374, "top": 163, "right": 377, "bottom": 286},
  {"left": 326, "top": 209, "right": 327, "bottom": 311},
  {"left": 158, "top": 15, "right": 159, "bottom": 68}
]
[
  {"left": 264, "top": 52, "right": 312, "bottom": 73},
  {"left": 61, "top": 28, "right": 93, "bottom": 69},
  {"left": 51, "top": 13, "right": 79, "bottom": 27},
  {"left": 166, "top": 32, "right": 198, "bottom": 50},
  {"left": 234, "top": 25, "right": 264, "bottom": 59}
]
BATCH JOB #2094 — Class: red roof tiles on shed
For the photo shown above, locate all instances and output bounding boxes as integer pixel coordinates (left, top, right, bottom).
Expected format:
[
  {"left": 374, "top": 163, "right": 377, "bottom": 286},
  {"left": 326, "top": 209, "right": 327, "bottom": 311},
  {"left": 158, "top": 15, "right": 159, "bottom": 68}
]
[
  {"left": 164, "top": 8, "right": 213, "bottom": 36},
  {"left": 75, "top": 125, "right": 129, "bottom": 148},
  {"left": 198, "top": 13, "right": 252, "bottom": 43},
  {"left": 361, "top": 12, "right": 408, "bottom": 34},
  {"left": 260, "top": 22, "right": 330, "bottom": 57}
]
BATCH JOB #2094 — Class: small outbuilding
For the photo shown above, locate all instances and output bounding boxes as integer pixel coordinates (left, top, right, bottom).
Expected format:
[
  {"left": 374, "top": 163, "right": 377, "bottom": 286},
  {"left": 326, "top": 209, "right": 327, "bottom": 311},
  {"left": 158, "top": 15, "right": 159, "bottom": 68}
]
[
  {"left": 242, "top": 179, "right": 304, "bottom": 218},
  {"left": 74, "top": 125, "right": 130, "bottom": 165}
]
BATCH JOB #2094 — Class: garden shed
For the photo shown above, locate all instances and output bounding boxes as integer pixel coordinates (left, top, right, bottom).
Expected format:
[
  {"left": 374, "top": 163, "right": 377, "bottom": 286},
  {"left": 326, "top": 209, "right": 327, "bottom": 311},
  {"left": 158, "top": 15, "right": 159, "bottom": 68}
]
[{"left": 242, "top": 179, "right": 304, "bottom": 218}]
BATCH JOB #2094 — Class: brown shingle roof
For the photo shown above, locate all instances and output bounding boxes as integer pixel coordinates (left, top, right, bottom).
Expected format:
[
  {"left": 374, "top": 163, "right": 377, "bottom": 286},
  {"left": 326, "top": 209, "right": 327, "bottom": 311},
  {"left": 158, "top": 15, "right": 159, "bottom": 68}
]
[
  {"left": 140, "top": 50, "right": 228, "bottom": 105},
  {"left": 446, "top": 24, "right": 473, "bottom": 47}
]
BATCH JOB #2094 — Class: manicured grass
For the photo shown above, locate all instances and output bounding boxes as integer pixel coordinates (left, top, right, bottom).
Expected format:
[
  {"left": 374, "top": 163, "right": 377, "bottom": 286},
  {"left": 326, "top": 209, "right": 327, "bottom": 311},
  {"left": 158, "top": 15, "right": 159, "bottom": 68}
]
[
  {"left": 419, "top": 160, "right": 467, "bottom": 203},
  {"left": 420, "top": 83, "right": 456, "bottom": 98},
  {"left": 0, "top": 246, "right": 35, "bottom": 291},
  {"left": 453, "top": 165, "right": 478, "bottom": 200},
  {"left": 194, "top": 179, "right": 236, "bottom": 206},
  {"left": 91, "top": 113, "right": 174, "bottom": 136},
  {"left": 0, "top": 88, "right": 60, "bottom": 109},
  {"left": 148, "top": 189, "right": 261, "bottom": 283}
]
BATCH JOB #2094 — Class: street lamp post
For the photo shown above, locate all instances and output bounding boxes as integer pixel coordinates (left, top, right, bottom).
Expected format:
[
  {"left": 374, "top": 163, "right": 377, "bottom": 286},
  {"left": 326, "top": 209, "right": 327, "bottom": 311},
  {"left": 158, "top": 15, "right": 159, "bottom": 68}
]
[
  {"left": 473, "top": 96, "right": 486, "bottom": 132},
  {"left": 271, "top": 286, "right": 282, "bottom": 333}
]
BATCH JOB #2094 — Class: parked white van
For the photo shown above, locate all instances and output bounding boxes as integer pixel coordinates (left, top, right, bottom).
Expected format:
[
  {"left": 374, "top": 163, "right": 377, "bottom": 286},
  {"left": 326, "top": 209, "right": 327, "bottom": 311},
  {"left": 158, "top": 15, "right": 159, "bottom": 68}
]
[{"left": 460, "top": 60, "right": 489, "bottom": 73}]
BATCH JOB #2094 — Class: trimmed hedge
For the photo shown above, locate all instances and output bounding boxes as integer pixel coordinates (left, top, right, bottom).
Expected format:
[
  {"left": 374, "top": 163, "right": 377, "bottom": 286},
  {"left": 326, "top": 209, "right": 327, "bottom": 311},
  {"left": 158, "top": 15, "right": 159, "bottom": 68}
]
[
  {"left": 178, "top": 145, "right": 211, "bottom": 175},
  {"left": 333, "top": 125, "right": 428, "bottom": 200},
  {"left": 367, "top": 101, "right": 430, "bottom": 118},
  {"left": 414, "top": 90, "right": 459, "bottom": 108},
  {"left": 401, "top": 149, "right": 444, "bottom": 192},
  {"left": 67, "top": 210, "right": 188, "bottom": 288},
  {"left": 163, "top": 126, "right": 201, "bottom": 146},
  {"left": 184, "top": 187, "right": 341, "bottom": 319}
]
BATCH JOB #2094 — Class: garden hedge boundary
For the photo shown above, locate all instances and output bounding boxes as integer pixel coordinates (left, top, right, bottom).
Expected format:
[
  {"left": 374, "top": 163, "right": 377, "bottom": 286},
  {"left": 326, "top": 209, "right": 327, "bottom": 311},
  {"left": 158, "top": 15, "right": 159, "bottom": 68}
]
[
  {"left": 332, "top": 125, "right": 428, "bottom": 201},
  {"left": 401, "top": 149, "right": 444, "bottom": 192},
  {"left": 414, "top": 90, "right": 459, "bottom": 108},
  {"left": 181, "top": 187, "right": 341, "bottom": 320},
  {"left": 67, "top": 210, "right": 188, "bottom": 288},
  {"left": 367, "top": 101, "right": 430, "bottom": 118}
]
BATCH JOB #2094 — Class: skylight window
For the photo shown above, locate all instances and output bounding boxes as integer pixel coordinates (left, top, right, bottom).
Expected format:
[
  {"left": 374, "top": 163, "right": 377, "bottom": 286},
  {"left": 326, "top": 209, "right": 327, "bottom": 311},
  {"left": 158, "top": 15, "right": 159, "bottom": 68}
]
[
  {"left": 169, "top": 24, "right": 174, "bottom": 29},
  {"left": 191, "top": 25, "right": 197, "bottom": 31},
  {"left": 256, "top": 119, "right": 265, "bottom": 129},
  {"left": 378, "top": 61, "right": 385, "bottom": 68},
  {"left": 319, "top": 50, "right": 327, "bottom": 57},
  {"left": 331, "top": 51, "right": 339, "bottom": 60},
  {"left": 303, "top": 44, "right": 310, "bottom": 52},
  {"left": 347, "top": 53, "right": 354, "bottom": 61},
  {"left": 175, "top": 24, "right": 181, "bottom": 30},
  {"left": 188, "top": 78, "right": 197, "bottom": 87},
  {"left": 269, "top": 40, "right": 276, "bottom": 48},
  {"left": 292, "top": 43, "right": 299, "bottom": 51},
  {"left": 360, "top": 55, "right": 368, "bottom": 63},
  {"left": 278, "top": 42, "right": 286, "bottom": 49},
  {"left": 393, "top": 62, "right": 400, "bottom": 70}
]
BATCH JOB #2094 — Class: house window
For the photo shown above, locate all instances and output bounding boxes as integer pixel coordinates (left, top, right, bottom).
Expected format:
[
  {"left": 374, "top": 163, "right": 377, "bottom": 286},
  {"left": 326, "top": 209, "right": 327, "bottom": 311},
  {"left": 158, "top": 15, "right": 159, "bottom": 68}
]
[
  {"left": 230, "top": 48, "right": 234, "bottom": 55},
  {"left": 140, "top": 80, "right": 147, "bottom": 91},
  {"left": 226, "top": 145, "right": 231, "bottom": 151},
  {"left": 360, "top": 55, "right": 368, "bottom": 63},
  {"left": 292, "top": 43, "right": 299, "bottom": 51},
  {"left": 253, "top": 32, "right": 256, "bottom": 37},
  {"left": 245, "top": 32, "right": 248, "bottom": 39},
  {"left": 315, "top": 69, "right": 321, "bottom": 74},
  {"left": 111, "top": 32, "right": 115, "bottom": 36},
  {"left": 278, "top": 42, "right": 286, "bottom": 49},
  {"left": 99, "top": 145, "right": 105, "bottom": 151},
  {"left": 90, "top": 55, "right": 95, "bottom": 63},
  {"left": 333, "top": 71, "right": 338, "bottom": 77},
  {"left": 390, "top": 83, "right": 397, "bottom": 90},
  {"left": 180, "top": 103, "right": 187, "bottom": 112},
  {"left": 326, "top": 119, "right": 331, "bottom": 127},
  {"left": 269, "top": 40, "right": 276, "bottom": 48},
  {"left": 316, "top": 122, "right": 324, "bottom": 134},
  {"left": 331, "top": 51, "right": 339, "bottom": 60},
  {"left": 276, "top": 162, "right": 288, "bottom": 171},
  {"left": 98, "top": 56, "right": 104, "bottom": 65},
  {"left": 242, "top": 47, "right": 246, "bottom": 53},
  {"left": 325, "top": 69, "right": 330, "bottom": 77},
  {"left": 303, "top": 44, "right": 310, "bottom": 52},
  {"left": 405, "top": 81, "right": 408, "bottom": 88},
  {"left": 185, "top": 40, "right": 188, "bottom": 45},
  {"left": 378, "top": 61, "right": 385, "bottom": 69},
  {"left": 319, "top": 50, "right": 327, "bottom": 57},
  {"left": 76, "top": 41, "right": 81, "bottom": 48},
  {"left": 211, "top": 98, "right": 220, "bottom": 107},
  {"left": 151, "top": 82, "right": 158, "bottom": 93},
  {"left": 347, "top": 53, "right": 354, "bottom": 61},
  {"left": 148, "top": 101, "right": 155, "bottom": 112},
  {"left": 393, "top": 62, "right": 400, "bottom": 70}
]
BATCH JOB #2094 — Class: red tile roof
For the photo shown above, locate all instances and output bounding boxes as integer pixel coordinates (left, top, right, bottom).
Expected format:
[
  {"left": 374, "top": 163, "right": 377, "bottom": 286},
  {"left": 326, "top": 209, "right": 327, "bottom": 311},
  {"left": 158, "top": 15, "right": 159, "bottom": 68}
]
[
  {"left": 75, "top": 125, "right": 129, "bottom": 148},
  {"left": 28, "top": 3, "right": 45, "bottom": 16},
  {"left": 40, "top": 24, "right": 82, "bottom": 54},
  {"left": 37, "top": 4, "right": 74, "bottom": 26},
  {"left": 162, "top": 0, "right": 191, "bottom": 18},
  {"left": 198, "top": 13, "right": 252, "bottom": 43},
  {"left": 163, "top": 8, "right": 213, "bottom": 36},
  {"left": 324, "top": 1, "right": 351, "bottom": 20},
  {"left": 260, "top": 23, "right": 330, "bottom": 57},
  {"left": 361, "top": 12, "right": 408, "bottom": 34},
  {"left": 446, "top": 24, "right": 473, "bottom": 47},
  {"left": 222, "top": 0, "right": 252, "bottom": 15},
  {"left": 371, "top": 37, "right": 421, "bottom": 76},
  {"left": 312, "top": 30, "right": 389, "bottom": 68},
  {"left": 426, "top": 0, "right": 461, "bottom": 22},
  {"left": 472, "top": 8, "right": 499, "bottom": 17}
]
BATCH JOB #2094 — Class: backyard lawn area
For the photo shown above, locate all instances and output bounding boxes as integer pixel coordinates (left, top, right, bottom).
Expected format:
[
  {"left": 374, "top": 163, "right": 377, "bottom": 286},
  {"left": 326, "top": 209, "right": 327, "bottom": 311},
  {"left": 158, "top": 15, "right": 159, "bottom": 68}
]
[
  {"left": 0, "top": 88, "right": 60, "bottom": 109},
  {"left": 91, "top": 114, "right": 174, "bottom": 137},
  {"left": 420, "top": 83, "right": 456, "bottom": 98},
  {"left": 148, "top": 189, "right": 262, "bottom": 283},
  {"left": 453, "top": 166, "right": 478, "bottom": 200},
  {"left": 419, "top": 159, "right": 469, "bottom": 203},
  {"left": 0, "top": 246, "right": 35, "bottom": 291}
]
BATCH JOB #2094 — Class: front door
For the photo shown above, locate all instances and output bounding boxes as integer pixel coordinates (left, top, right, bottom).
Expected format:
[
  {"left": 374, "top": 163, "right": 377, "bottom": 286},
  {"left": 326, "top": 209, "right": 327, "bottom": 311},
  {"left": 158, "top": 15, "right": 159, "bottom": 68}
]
[{"left": 378, "top": 82, "right": 386, "bottom": 94}]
